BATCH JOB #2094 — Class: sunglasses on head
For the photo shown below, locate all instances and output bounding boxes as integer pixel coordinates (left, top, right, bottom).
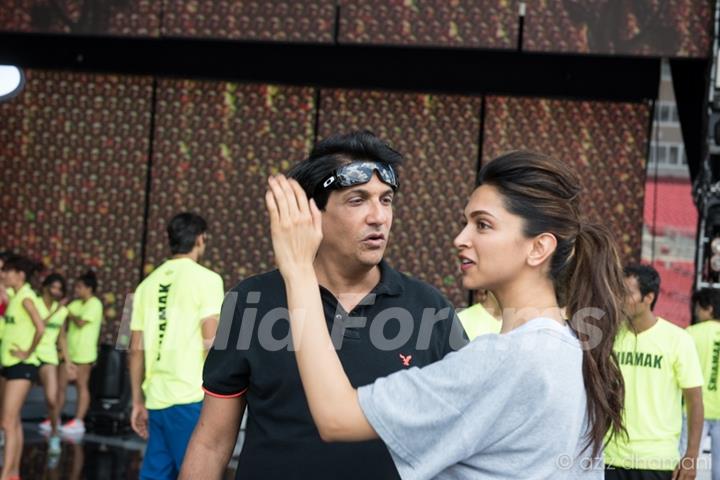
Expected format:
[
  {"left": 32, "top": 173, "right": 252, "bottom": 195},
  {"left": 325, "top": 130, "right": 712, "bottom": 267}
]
[{"left": 319, "top": 161, "right": 399, "bottom": 192}]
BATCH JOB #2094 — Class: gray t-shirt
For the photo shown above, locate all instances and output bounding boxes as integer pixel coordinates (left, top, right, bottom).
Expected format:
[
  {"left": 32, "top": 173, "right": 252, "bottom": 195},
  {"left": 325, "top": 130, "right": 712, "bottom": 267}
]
[{"left": 358, "top": 317, "right": 603, "bottom": 479}]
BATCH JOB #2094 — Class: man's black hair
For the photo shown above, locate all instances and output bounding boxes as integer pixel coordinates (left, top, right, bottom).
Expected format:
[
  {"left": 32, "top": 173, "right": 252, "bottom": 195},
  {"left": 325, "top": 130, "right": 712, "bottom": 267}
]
[
  {"left": 77, "top": 270, "right": 98, "bottom": 293},
  {"left": 692, "top": 288, "right": 720, "bottom": 321},
  {"left": 167, "top": 212, "right": 208, "bottom": 255},
  {"left": 1, "top": 254, "right": 43, "bottom": 282},
  {"left": 624, "top": 263, "right": 661, "bottom": 311},
  {"left": 287, "top": 130, "right": 403, "bottom": 209}
]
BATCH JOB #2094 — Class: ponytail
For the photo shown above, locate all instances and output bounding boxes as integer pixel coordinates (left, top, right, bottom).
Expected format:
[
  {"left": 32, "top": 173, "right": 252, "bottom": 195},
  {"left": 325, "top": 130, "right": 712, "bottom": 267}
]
[{"left": 565, "top": 223, "right": 627, "bottom": 458}]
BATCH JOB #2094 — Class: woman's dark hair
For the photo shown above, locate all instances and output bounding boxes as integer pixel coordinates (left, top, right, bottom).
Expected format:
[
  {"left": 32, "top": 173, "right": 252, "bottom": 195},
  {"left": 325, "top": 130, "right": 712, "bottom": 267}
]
[
  {"left": 623, "top": 263, "right": 661, "bottom": 311},
  {"left": 288, "top": 130, "right": 403, "bottom": 209},
  {"left": 1, "top": 254, "right": 44, "bottom": 283},
  {"left": 478, "top": 150, "right": 626, "bottom": 458},
  {"left": 43, "top": 272, "right": 67, "bottom": 297},
  {"left": 0, "top": 251, "right": 13, "bottom": 263},
  {"left": 77, "top": 270, "right": 98, "bottom": 293},
  {"left": 167, "top": 212, "right": 208, "bottom": 255},
  {"left": 692, "top": 288, "right": 720, "bottom": 322}
]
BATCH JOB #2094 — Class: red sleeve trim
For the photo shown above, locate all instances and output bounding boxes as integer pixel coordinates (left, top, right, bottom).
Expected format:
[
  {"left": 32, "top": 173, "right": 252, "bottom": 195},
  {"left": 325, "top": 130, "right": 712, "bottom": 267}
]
[{"left": 202, "top": 386, "right": 248, "bottom": 399}]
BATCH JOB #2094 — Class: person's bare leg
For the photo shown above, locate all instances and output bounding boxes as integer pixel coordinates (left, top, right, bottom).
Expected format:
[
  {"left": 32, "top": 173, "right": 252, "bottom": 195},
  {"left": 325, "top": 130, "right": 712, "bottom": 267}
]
[
  {"left": 74, "top": 364, "right": 92, "bottom": 421},
  {"left": 1, "top": 379, "right": 32, "bottom": 479},
  {"left": 0, "top": 377, "right": 5, "bottom": 420},
  {"left": 12, "top": 417, "right": 23, "bottom": 475},
  {"left": 39, "top": 365, "right": 59, "bottom": 434},
  {"left": 56, "top": 363, "right": 69, "bottom": 425}
]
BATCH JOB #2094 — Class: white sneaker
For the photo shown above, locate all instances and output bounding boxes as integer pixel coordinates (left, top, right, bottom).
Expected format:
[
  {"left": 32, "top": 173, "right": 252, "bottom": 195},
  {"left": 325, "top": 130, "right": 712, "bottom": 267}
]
[
  {"left": 48, "top": 435, "right": 62, "bottom": 455},
  {"left": 38, "top": 418, "right": 52, "bottom": 433},
  {"left": 60, "top": 418, "right": 85, "bottom": 435}
]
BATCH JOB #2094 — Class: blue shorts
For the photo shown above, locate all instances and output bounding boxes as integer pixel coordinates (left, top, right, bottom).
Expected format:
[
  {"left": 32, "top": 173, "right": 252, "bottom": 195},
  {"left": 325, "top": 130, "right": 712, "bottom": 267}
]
[{"left": 140, "top": 402, "right": 202, "bottom": 480}]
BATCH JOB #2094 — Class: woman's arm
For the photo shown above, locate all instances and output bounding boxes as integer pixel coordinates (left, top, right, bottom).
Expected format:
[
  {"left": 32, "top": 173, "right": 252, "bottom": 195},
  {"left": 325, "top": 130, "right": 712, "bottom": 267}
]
[
  {"left": 70, "top": 314, "right": 89, "bottom": 327},
  {"left": 17, "top": 297, "right": 45, "bottom": 356},
  {"left": 266, "top": 175, "right": 377, "bottom": 442}
]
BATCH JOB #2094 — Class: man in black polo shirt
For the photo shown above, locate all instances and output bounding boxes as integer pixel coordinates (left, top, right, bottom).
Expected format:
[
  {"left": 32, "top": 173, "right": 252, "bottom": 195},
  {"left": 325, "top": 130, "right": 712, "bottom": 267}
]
[{"left": 180, "top": 131, "right": 466, "bottom": 480}]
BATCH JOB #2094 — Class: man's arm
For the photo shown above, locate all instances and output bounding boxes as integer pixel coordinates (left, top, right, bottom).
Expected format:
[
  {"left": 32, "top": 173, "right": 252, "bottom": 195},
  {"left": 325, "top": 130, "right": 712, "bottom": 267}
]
[
  {"left": 179, "top": 394, "right": 246, "bottom": 479},
  {"left": 674, "top": 386, "right": 703, "bottom": 480},
  {"left": 129, "top": 330, "right": 148, "bottom": 438},
  {"left": 200, "top": 314, "right": 219, "bottom": 352},
  {"left": 66, "top": 306, "right": 88, "bottom": 328}
]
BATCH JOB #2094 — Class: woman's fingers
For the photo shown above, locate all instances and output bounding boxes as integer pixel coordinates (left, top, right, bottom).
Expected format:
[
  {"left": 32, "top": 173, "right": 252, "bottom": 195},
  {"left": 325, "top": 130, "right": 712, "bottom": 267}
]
[
  {"left": 309, "top": 198, "right": 322, "bottom": 235},
  {"left": 268, "top": 175, "right": 291, "bottom": 222},
  {"left": 268, "top": 175, "right": 314, "bottom": 223},
  {"left": 277, "top": 175, "right": 303, "bottom": 217},
  {"left": 265, "top": 188, "right": 280, "bottom": 227},
  {"left": 288, "top": 178, "right": 310, "bottom": 216}
]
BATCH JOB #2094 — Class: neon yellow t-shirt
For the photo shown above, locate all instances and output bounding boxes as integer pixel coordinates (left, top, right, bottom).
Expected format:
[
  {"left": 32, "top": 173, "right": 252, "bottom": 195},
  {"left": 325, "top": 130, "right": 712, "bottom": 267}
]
[
  {"left": 458, "top": 303, "right": 501, "bottom": 340},
  {"left": 1, "top": 283, "right": 41, "bottom": 367},
  {"left": 35, "top": 298, "right": 69, "bottom": 366},
  {"left": 686, "top": 320, "right": 720, "bottom": 419},
  {"left": 67, "top": 296, "right": 103, "bottom": 364},
  {"left": 604, "top": 318, "right": 704, "bottom": 470},
  {"left": 131, "top": 258, "right": 224, "bottom": 410}
]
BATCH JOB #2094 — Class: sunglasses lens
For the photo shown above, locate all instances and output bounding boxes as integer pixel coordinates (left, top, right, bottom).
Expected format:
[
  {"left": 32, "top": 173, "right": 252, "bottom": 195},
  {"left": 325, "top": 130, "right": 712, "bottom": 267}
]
[
  {"left": 337, "top": 163, "right": 373, "bottom": 186},
  {"left": 378, "top": 167, "right": 395, "bottom": 185},
  {"left": 322, "top": 162, "right": 398, "bottom": 192}
]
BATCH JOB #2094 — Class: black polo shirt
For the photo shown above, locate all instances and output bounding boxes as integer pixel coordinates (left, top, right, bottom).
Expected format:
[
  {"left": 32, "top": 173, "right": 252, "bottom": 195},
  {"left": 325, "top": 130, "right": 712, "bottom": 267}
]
[{"left": 203, "top": 260, "right": 467, "bottom": 480}]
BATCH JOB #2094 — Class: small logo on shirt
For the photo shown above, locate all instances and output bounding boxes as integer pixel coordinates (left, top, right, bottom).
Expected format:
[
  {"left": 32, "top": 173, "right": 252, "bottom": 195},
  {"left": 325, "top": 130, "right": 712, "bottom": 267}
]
[{"left": 399, "top": 353, "right": 412, "bottom": 367}]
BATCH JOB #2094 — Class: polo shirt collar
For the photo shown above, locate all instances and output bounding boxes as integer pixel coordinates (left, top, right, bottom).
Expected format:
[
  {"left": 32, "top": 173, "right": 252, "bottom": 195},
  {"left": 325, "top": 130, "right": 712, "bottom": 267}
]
[{"left": 373, "top": 259, "right": 404, "bottom": 297}]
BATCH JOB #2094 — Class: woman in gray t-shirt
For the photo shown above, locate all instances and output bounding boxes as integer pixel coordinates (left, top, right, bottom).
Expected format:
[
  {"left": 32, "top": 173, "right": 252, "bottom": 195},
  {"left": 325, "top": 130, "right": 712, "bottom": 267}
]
[{"left": 265, "top": 150, "right": 626, "bottom": 479}]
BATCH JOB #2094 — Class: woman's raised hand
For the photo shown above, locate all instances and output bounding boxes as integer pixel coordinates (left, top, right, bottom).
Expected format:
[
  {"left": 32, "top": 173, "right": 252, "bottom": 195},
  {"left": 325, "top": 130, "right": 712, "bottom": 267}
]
[{"left": 265, "top": 175, "right": 323, "bottom": 279}]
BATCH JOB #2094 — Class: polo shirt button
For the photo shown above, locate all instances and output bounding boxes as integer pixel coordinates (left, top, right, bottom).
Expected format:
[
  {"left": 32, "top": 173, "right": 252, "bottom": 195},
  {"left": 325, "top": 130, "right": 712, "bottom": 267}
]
[{"left": 335, "top": 315, "right": 342, "bottom": 320}]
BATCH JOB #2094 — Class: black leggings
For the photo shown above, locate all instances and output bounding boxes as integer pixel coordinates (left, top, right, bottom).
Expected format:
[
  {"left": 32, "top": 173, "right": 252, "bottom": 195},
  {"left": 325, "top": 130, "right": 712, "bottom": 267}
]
[{"left": 605, "top": 466, "right": 672, "bottom": 480}]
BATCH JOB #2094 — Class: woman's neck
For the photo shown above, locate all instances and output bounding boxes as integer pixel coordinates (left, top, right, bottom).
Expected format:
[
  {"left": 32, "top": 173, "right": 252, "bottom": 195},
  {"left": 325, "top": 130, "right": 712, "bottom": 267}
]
[{"left": 493, "top": 275, "right": 563, "bottom": 333}]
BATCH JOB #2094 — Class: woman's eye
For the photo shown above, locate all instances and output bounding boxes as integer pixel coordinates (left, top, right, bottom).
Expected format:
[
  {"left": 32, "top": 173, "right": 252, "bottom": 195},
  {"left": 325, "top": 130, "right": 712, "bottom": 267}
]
[{"left": 476, "top": 221, "right": 490, "bottom": 230}]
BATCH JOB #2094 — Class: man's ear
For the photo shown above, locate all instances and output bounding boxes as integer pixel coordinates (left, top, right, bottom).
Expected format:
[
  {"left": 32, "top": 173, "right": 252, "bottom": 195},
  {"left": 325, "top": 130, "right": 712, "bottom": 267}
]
[
  {"left": 527, "top": 233, "right": 558, "bottom": 268},
  {"left": 643, "top": 292, "right": 656, "bottom": 308}
]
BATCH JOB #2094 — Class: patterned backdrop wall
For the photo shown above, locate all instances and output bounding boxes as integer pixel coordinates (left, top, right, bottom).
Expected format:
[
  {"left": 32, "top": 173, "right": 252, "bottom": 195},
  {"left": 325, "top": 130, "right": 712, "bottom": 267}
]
[
  {"left": 524, "top": 0, "right": 712, "bottom": 57},
  {"left": 0, "top": 69, "right": 153, "bottom": 344},
  {"left": 0, "top": 1, "right": 711, "bottom": 60},
  {"left": 482, "top": 96, "right": 652, "bottom": 263},
  {"left": 0, "top": 0, "right": 160, "bottom": 36},
  {"left": 318, "top": 89, "right": 482, "bottom": 307},
  {"left": 338, "top": 0, "right": 518, "bottom": 49},
  {"left": 144, "top": 80, "right": 316, "bottom": 289},
  {"left": 161, "top": 0, "right": 336, "bottom": 42}
]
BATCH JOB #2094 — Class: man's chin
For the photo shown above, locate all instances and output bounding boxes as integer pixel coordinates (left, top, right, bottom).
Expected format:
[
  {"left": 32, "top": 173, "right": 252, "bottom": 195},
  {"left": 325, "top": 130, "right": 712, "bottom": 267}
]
[{"left": 358, "top": 250, "right": 385, "bottom": 266}]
